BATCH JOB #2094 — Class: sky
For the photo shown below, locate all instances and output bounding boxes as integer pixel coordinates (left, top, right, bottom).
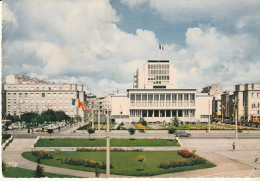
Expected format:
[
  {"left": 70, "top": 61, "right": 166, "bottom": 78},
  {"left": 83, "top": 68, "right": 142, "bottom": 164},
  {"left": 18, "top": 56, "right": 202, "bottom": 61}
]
[{"left": 2, "top": 0, "right": 260, "bottom": 94}]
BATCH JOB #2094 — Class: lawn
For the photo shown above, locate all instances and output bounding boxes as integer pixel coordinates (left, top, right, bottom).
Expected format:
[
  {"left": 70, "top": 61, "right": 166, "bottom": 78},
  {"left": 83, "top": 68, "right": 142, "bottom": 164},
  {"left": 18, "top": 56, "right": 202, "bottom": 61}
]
[
  {"left": 22, "top": 151, "right": 215, "bottom": 176},
  {"left": 2, "top": 138, "right": 7, "bottom": 145},
  {"left": 2, "top": 166, "right": 81, "bottom": 178},
  {"left": 36, "top": 138, "right": 180, "bottom": 147}
]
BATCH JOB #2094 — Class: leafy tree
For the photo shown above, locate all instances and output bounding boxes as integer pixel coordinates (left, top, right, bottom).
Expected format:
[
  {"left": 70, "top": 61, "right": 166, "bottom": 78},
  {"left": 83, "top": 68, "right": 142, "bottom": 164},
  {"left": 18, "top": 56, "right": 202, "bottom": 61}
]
[
  {"left": 139, "top": 117, "right": 147, "bottom": 126},
  {"left": 87, "top": 128, "right": 95, "bottom": 139},
  {"left": 168, "top": 128, "right": 176, "bottom": 140},
  {"left": 12, "top": 115, "right": 21, "bottom": 123},
  {"left": 172, "top": 116, "right": 180, "bottom": 127},
  {"left": 36, "top": 115, "right": 45, "bottom": 125},
  {"left": 128, "top": 128, "right": 136, "bottom": 139},
  {"left": 42, "top": 109, "right": 56, "bottom": 124},
  {"left": 47, "top": 129, "right": 54, "bottom": 140},
  {"left": 55, "top": 111, "right": 70, "bottom": 122},
  {"left": 35, "top": 164, "right": 45, "bottom": 178},
  {"left": 137, "top": 155, "right": 145, "bottom": 171}
]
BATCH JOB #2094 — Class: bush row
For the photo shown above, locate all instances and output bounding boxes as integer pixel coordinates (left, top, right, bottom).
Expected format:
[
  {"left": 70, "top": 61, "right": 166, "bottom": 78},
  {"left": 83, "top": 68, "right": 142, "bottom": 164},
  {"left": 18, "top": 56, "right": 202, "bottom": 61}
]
[
  {"left": 32, "top": 150, "right": 53, "bottom": 159},
  {"left": 159, "top": 157, "right": 206, "bottom": 169},
  {"left": 62, "top": 157, "right": 113, "bottom": 169},
  {"left": 76, "top": 147, "right": 143, "bottom": 152}
]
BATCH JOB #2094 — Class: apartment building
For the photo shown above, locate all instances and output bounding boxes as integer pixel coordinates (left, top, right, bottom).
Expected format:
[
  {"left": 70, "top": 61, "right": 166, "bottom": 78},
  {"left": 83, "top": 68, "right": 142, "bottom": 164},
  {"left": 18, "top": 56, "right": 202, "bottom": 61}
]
[
  {"left": 3, "top": 75, "right": 86, "bottom": 120},
  {"left": 234, "top": 84, "right": 260, "bottom": 121}
]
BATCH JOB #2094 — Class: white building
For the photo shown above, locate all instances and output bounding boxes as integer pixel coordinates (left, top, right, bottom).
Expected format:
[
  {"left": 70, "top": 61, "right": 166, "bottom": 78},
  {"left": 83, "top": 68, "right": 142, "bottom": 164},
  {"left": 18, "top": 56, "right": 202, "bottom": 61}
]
[
  {"left": 3, "top": 75, "right": 86, "bottom": 120},
  {"left": 134, "top": 60, "right": 177, "bottom": 89},
  {"left": 109, "top": 60, "right": 213, "bottom": 123}
]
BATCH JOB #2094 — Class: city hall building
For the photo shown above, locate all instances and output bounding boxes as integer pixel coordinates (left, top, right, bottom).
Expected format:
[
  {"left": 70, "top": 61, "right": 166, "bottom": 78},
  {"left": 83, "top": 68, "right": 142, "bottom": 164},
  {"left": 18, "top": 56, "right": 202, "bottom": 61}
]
[{"left": 111, "top": 60, "right": 212, "bottom": 123}]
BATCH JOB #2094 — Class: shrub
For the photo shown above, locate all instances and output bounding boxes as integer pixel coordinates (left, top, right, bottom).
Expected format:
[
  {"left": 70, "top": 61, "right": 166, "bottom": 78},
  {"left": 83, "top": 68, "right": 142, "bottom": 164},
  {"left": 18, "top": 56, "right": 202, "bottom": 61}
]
[
  {"left": 2, "top": 133, "right": 11, "bottom": 140},
  {"left": 137, "top": 155, "right": 145, "bottom": 171},
  {"left": 76, "top": 147, "right": 143, "bottom": 152},
  {"left": 55, "top": 148, "right": 61, "bottom": 154},
  {"left": 2, "top": 161, "right": 7, "bottom": 172},
  {"left": 178, "top": 149, "right": 194, "bottom": 158},
  {"left": 62, "top": 157, "right": 113, "bottom": 169},
  {"left": 32, "top": 150, "right": 53, "bottom": 159},
  {"left": 35, "top": 164, "right": 45, "bottom": 178}
]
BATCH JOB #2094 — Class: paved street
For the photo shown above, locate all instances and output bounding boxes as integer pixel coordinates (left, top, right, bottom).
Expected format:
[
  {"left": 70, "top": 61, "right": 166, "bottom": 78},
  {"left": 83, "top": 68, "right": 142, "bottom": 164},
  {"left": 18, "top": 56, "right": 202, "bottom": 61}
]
[{"left": 2, "top": 130, "right": 260, "bottom": 178}]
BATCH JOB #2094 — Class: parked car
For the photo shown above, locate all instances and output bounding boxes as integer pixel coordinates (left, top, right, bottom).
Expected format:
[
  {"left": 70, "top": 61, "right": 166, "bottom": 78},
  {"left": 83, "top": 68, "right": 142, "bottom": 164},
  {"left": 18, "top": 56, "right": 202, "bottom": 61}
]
[{"left": 175, "top": 130, "right": 191, "bottom": 137}]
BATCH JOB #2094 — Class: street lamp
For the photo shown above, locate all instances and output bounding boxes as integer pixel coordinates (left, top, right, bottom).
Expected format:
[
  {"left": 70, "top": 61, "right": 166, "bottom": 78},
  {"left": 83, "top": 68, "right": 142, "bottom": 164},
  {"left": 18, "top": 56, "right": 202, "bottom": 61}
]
[
  {"left": 232, "top": 98, "right": 238, "bottom": 140},
  {"left": 105, "top": 101, "right": 110, "bottom": 177}
]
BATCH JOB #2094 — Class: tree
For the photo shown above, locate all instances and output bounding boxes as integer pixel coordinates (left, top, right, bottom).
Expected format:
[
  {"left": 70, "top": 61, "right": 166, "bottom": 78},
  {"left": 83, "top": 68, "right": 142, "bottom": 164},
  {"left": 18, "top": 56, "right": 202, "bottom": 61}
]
[
  {"left": 172, "top": 116, "right": 180, "bottom": 127},
  {"left": 128, "top": 128, "right": 136, "bottom": 139},
  {"left": 139, "top": 117, "right": 147, "bottom": 126},
  {"left": 168, "top": 128, "right": 176, "bottom": 140},
  {"left": 137, "top": 155, "right": 145, "bottom": 171},
  {"left": 87, "top": 128, "right": 95, "bottom": 139},
  {"left": 47, "top": 129, "right": 54, "bottom": 140},
  {"left": 35, "top": 164, "right": 45, "bottom": 178},
  {"left": 42, "top": 109, "right": 56, "bottom": 124}
]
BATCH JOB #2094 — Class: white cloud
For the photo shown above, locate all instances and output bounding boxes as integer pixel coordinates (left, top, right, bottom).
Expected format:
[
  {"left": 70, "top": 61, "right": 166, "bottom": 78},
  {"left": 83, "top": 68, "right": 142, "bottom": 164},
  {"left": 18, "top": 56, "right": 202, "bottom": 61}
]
[
  {"left": 2, "top": 0, "right": 260, "bottom": 94},
  {"left": 2, "top": 0, "right": 161, "bottom": 93},
  {"left": 2, "top": 3, "right": 17, "bottom": 25}
]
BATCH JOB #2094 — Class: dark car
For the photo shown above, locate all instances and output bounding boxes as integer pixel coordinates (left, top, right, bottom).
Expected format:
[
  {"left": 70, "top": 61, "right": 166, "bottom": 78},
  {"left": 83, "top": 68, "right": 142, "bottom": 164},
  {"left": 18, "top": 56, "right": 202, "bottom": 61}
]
[{"left": 175, "top": 130, "right": 191, "bottom": 137}]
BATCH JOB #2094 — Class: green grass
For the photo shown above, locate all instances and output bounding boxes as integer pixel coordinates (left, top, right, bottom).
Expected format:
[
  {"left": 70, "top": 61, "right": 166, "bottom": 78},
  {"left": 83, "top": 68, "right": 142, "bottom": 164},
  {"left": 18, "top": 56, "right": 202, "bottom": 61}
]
[
  {"left": 2, "top": 166, "right": 81, "bottom": 178},
  {"left": 22, "top": 151, "right": 215, "bottom": 176},
  {"left": 36, "top": 138, "right": 180, "bottom": 147},
  {"left": 2, "top": 138, "right": 7, "bottom": 145}
]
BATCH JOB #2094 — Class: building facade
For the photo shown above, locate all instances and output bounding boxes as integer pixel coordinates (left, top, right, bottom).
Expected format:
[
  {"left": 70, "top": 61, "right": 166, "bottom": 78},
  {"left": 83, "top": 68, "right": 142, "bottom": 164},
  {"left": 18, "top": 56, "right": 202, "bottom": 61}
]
[
  {"left": 3, "top": 75, "right": 86, "bottom": 120},
  {"left": 134, "top": 60, "right": 177, "bottom": 89},
  {"left": 234, "top": 84, "right": 260, "bottom": 121}
]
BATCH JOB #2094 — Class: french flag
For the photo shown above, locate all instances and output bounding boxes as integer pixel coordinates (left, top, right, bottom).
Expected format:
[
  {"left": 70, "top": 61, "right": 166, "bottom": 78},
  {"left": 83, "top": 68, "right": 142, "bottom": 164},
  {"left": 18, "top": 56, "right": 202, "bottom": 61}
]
[{"left": 159, "top": 44, "right": 164, "bottom": 50}]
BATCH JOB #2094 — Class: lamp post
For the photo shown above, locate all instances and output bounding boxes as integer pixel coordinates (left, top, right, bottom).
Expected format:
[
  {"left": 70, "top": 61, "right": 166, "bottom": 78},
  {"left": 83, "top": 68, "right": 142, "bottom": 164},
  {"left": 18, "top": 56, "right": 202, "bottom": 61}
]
[
  {"left": 106, "top": 102, "right": 110, "bottom": 177},
  {"left": 221, "top": 101, "right": 224, "bottom": 130},
  {"left": 208, "top": 99, "right": 211, "bottom": 133},
  {"left": 233, "top": 98, "right": 238, "bottom": 140}
]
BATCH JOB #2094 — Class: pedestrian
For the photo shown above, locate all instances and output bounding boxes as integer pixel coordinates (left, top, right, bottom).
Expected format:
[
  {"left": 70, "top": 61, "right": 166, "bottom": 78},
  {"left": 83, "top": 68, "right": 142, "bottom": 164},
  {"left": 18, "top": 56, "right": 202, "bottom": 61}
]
[{"left": 232, "top": 142, "right": 235, "bottom": 151}]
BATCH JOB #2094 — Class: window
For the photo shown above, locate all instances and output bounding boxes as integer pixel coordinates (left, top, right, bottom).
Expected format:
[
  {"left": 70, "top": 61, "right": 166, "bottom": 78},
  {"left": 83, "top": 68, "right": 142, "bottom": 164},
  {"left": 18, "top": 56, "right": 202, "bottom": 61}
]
[
  {"left": 190, "top": 110, "right": 195, "bottom": 117},
  {"left": 184, "top": 110, "right": 189, "bottom": 117},
  {"left": 130, "top": 94, "right": 135, "bottom": 101},
  {"left": 42, "top": 93, "right": 45, "bottom": 97}
]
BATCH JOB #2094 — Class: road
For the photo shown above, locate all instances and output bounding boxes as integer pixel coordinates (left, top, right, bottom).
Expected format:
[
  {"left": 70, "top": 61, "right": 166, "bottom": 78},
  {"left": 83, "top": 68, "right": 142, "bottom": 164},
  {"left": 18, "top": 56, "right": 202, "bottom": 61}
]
[{"left": 5, "top": 129, "right": 260, "bottom": 140}]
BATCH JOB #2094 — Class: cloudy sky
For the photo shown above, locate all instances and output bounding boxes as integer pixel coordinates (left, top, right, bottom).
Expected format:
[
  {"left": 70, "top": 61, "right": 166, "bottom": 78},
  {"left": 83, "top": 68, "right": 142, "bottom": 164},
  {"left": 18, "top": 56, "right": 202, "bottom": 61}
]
[{"left": 2, "top": 0, "right": 260, "bottom": 94}]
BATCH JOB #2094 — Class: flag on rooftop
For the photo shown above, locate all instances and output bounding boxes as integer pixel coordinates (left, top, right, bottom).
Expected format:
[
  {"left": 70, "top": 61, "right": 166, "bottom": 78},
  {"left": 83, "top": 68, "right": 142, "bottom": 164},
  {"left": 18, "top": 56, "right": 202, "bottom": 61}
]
[{"left": 159, "top": 44, "right": 164, "bottom": 50}]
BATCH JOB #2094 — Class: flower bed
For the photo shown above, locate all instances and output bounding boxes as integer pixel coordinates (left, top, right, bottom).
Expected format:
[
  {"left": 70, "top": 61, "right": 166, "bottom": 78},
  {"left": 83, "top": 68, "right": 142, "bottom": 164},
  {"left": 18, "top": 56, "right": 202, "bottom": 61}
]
[
  {"left": 135, "top": 123, "right": 148, "bottom": 129},
  {"left": 160, "top": 149, "right": 206, "bottom": 169},
  {"left": 76, "top": 147, "right": 143, "bottom": 152},
  {"left": 159, "top": 157, "right": 206, "bottom": 169},
  {"left": 178, "top": 149, "right": 194, "bottom": 158},
  {"left": 32, "top": 150, "right": 53, "bottom": 159},
  {"left": 62, "top": 157, "right": 112, "bottom": 169}
]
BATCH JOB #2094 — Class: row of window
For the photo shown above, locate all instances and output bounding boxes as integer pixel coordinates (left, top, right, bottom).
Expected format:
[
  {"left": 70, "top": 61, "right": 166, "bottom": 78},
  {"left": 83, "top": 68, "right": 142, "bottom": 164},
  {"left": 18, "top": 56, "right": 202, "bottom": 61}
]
[
  {"left": 130, "top": 94, "right": 195, "bottom": 101},
  {"left": 130, "top": 109, "right": 195, "bottom": 117},
  {"left": 148, "top": 70, "right": 169, "bottom": 75},
  {"left": 6, "top": 86, "right": 76, "bottom": 91},
  {"left": 7, "top": 92, "right": 76, "bottom": 98},
  {"left": 148, "top": 64, "right": 169, "bottom": 69}
]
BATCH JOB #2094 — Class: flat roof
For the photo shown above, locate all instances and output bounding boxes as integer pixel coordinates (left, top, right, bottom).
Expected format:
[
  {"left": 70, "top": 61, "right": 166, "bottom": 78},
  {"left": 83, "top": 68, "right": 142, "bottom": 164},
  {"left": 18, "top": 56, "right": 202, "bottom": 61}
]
[
  {"left": 127, "top": 89, "right": 197, "bottom": 92},
  {"left": 148, "top": 60, "right": 169, "bottom": 63}
]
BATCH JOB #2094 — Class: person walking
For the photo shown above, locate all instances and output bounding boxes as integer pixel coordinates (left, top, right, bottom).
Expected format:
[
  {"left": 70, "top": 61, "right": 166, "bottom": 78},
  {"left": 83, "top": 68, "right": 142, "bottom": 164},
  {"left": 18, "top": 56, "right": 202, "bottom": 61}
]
[{"left": 232, "top": 142, "right": 235, "bottom": 151}]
